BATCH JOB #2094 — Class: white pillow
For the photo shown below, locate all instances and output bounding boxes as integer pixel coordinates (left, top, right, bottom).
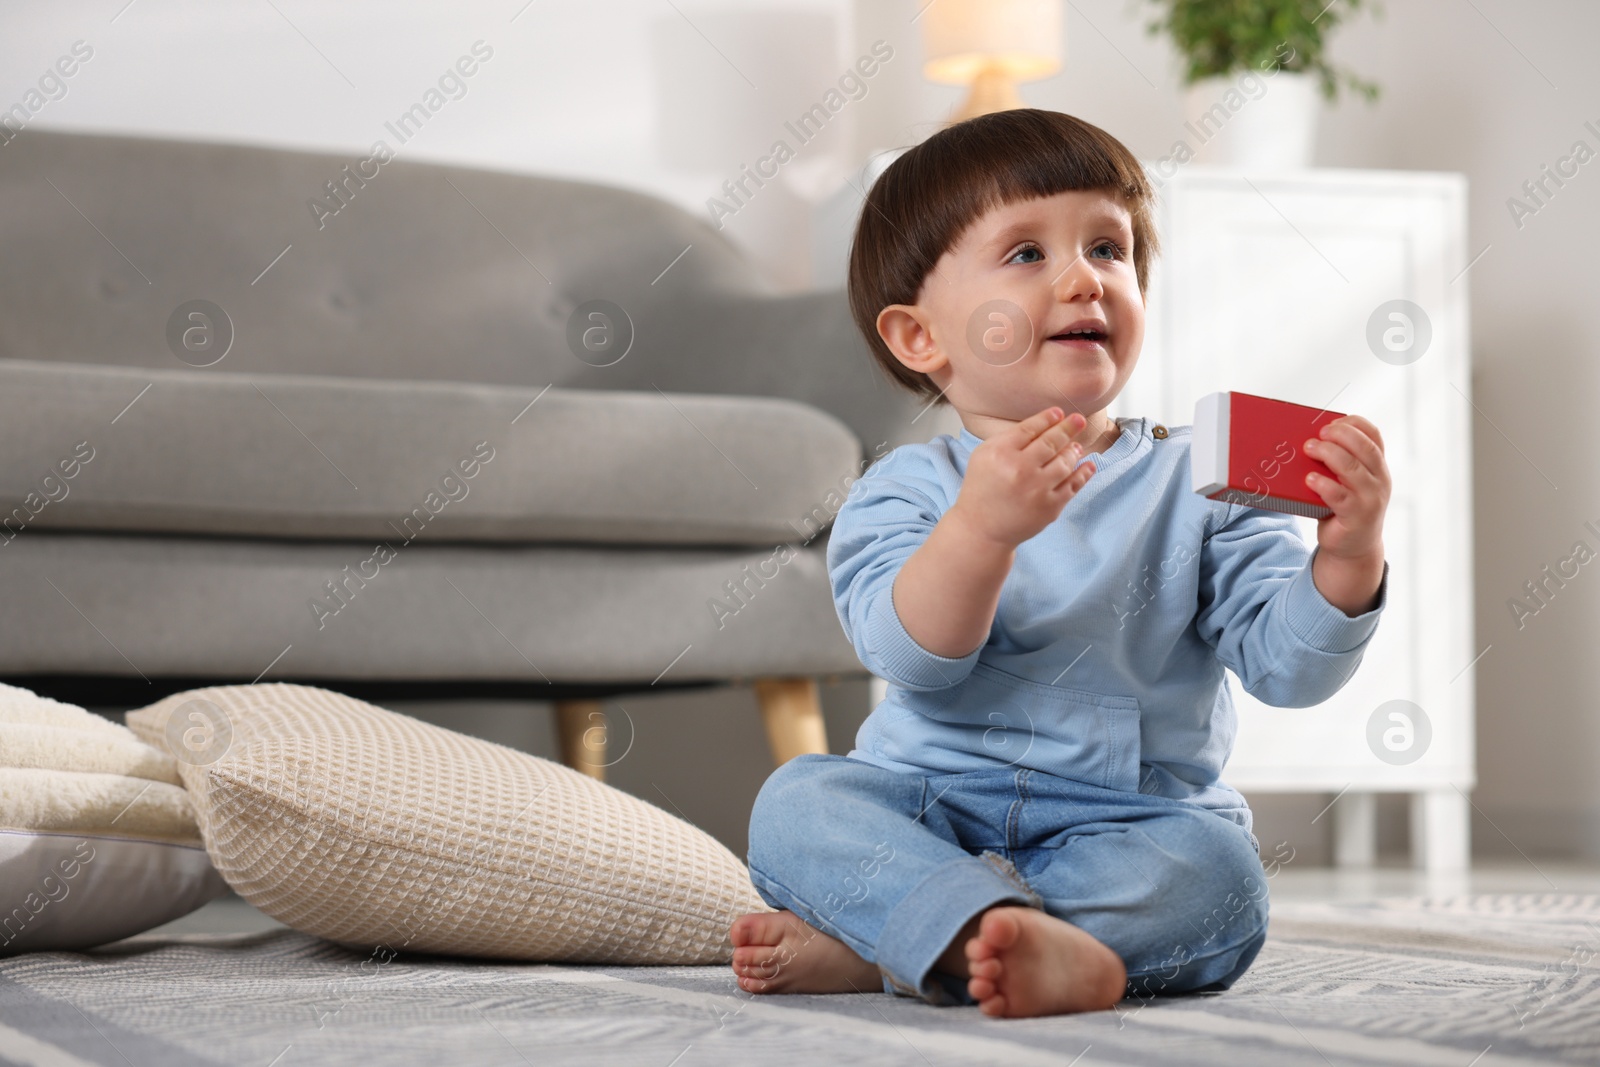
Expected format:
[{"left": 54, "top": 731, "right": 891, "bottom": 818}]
[
  {"left": 0, "top": 683, "right": 226, "bottom": 954},
  {"left": 126, "top": 683, "right": 771, "bottom": 964}
]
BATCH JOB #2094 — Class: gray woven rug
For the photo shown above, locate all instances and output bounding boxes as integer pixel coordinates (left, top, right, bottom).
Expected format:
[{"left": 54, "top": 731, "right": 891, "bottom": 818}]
[{"left": 2, "top": 894, "right": 1597, "bottom": 1066}]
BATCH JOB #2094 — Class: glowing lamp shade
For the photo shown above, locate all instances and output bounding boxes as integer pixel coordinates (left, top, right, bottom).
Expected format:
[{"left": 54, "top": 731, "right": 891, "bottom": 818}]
[{"left": 922, "top": 0, "right": 1063, "bottom": 124}]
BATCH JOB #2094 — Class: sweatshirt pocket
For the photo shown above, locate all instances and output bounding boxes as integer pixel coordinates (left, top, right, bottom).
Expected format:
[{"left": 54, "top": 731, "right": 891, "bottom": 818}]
[{"left": 914, "top": 661, "right": 1142, "bottom": 791}]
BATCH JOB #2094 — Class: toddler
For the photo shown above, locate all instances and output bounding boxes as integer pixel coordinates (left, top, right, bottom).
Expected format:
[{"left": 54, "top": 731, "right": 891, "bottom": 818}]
[{"left": 728, "top": 109, "right": 1390, "bottom": 1018}]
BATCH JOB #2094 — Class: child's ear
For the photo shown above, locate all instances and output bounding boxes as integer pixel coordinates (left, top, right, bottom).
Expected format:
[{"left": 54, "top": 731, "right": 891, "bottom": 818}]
[{"left": 876, "top": 304, "right": 949, "bottom": 376}]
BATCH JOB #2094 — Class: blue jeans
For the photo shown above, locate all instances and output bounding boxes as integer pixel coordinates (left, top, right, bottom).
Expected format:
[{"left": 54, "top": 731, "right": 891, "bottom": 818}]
[{"left": 746, "top": 753, "right": 1270, "bottom": 1006}]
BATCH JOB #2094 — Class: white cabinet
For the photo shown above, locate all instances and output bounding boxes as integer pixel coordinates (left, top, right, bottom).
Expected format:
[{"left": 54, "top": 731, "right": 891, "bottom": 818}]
[{"left": 1122, "top": 165, "right": 1476, "bottom": 873}]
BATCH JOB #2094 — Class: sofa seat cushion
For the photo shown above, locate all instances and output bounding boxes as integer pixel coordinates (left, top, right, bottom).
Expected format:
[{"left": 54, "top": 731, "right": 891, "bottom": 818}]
[{"left": 0, "top": 359, "right": 863, "bottom": 546}]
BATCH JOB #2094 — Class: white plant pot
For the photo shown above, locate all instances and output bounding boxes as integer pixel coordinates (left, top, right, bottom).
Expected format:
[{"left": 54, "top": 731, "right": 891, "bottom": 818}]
[{"left": 1181, "top": 69, "right": 1320, "bottom": 170}]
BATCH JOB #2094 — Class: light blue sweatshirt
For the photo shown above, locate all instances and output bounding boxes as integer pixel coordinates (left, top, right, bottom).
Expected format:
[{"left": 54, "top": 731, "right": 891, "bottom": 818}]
[{"left": 826, "top": 416, "right": 1388, "bottom": 834}]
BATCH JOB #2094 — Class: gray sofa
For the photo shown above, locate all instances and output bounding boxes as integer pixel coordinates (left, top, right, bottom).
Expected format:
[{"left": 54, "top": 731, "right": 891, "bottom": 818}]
[{"left": 0, "top": 129, "right": 952, "bottom": 773}]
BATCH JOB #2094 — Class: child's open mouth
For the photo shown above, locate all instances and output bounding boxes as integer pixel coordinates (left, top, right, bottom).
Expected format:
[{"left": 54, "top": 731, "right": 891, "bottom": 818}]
[
  {"left": 1046, "top": 318, "right": 1109, "bottom": 349},
  {"left": 1047, "top": 329, "right": 1108, "bottom": 349}
]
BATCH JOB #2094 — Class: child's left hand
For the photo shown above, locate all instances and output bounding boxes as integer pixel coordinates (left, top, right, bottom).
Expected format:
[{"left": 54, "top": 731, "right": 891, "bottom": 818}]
[{"left": 1303, "top": 414, "right": 1390, "bottom": 615}]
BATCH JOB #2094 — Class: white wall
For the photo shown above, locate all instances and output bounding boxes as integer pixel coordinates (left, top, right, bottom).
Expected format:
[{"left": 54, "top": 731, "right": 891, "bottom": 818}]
[
  {"left": 0, "top": 0, "right": 856, "bottom": 290},
  {"left": 8, "top": 0, "right": 1597, "bottom": 859}
]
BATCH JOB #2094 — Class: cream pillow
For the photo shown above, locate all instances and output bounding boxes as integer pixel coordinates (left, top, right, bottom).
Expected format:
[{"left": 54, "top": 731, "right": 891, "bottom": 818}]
[
  {"left": 126, "top": 683, "right": 770, "bottom": 964},
  {"left": 0, "top": 683, "right": 226, "bottom": 954}
]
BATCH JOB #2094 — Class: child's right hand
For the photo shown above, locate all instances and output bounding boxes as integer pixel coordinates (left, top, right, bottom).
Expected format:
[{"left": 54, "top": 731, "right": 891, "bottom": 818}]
[{"left": 949, "top": 407, "right": 1095, "bottom": 548}]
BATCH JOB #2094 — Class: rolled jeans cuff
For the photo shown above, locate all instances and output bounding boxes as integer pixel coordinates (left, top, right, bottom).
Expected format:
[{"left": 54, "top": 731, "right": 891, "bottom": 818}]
[{"left": 875, "top": 851, "right": 1041, "bottom": 1005}]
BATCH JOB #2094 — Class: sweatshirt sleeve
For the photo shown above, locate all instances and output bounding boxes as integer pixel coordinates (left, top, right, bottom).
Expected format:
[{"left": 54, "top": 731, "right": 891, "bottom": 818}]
[
  {"left": 825, "top": 458, "right": 982, "bottom": 691},
  {"left": 1195, "top": 502, "right": 1388, "bottom": 708}
]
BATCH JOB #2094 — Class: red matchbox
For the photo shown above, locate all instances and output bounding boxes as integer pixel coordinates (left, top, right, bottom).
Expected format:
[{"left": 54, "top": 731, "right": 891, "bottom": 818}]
[{"left": 1190, "top": 391, "right": 1344, "bottom": 519}]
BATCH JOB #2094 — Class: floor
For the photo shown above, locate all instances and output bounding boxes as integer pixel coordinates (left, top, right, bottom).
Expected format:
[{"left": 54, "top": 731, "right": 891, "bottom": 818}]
[
  {"left": 7, "top": 860, "right": 1600, "bottom": 1067},
  {"left": 1268, "top": 858, "right": 1600, "bottom": 900}
]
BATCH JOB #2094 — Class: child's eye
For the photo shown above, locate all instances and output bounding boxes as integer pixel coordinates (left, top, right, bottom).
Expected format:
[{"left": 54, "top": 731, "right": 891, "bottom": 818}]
[{"left": 1007, "top": 241, "right": 1124, "bottom": 266}]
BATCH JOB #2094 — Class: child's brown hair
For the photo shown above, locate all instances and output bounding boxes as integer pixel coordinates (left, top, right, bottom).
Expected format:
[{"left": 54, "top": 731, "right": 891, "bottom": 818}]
[{"left": 847, "top": 109, "right": 1159, "bottom": 406}]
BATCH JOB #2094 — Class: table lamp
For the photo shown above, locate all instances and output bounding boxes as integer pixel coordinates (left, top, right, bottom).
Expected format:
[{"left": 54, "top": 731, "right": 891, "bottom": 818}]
[{"left": 922, "top": 0, "right": 1063, "bottom": 125}]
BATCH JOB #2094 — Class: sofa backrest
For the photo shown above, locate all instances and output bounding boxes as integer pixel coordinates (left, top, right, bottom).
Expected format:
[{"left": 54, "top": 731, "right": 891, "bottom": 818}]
[{"left": 0, "top": 128, "right": 949, "bottom": 453}]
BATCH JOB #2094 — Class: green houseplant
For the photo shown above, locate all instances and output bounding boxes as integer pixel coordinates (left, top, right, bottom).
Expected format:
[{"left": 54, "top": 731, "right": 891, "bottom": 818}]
[
  {"left": 1143, "top": 0, "right": 1382, "bottom": 171},
  {"left": 1143, "top": 0, "right": 1382, "bottom": 105}
]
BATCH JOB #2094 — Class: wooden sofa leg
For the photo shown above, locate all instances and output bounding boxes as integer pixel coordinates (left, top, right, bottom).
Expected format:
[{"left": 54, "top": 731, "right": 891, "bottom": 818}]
[
  {"left": 754, "top": 677, "right": 828, "bottom": 766},
  {"left": 554, "top": 700, "right": 607, "bottom": 780}
]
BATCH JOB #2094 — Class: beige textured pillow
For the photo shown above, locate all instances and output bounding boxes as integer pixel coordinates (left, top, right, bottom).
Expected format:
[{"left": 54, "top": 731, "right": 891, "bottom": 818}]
[{"left": 126, "top": 683, "right": 770, "bottom": 964}]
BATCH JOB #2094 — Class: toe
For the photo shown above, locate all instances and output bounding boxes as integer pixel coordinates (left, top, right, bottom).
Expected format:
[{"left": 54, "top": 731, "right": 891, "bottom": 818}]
[
  {"left": 968, "top": 957, "right": 1001, "bottom": 981},
  {"left": 965, "top": 934, "right": 998, "bottom": 963},
  {"left": 979, "top": 907, "right": 1024, "bottom": 951},
  {"left": 730, "top": 913, "right": 763, "bottom": 947},
  {"left": 733, "top": 946, "right": 783, "bottom": 979},
  {"left": 969, "top": 975, "right": 996, "bottom": 1001},
  {"left": 735, "top": 911, "right": 791, "bottom": 947}
]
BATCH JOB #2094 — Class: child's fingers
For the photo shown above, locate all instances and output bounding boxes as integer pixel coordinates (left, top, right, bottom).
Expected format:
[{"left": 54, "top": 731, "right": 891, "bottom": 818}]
[
  {"left": 1306, "top": 469, "right": 1354, "bottom": 509},
  {"left": 1303, "top": 437, "right": 1375, "bottom": 488},
  {"left": 1028, "top": 427, "right": 1083, "bottom": 469},
  {"left": 1308, "top": 417, "right": 1388, "bottom": 538},
  {"left": 1308, "top": 427, "right": 1390, "bottom": 489},
  {"left": 1322, "top": 419, "right": 1385, "bottom": 471},
  {"left": 1012, "top": 406, "right": 1069, "bottom": 446},
  {"left": 1305, "top": 456, "right": 1373, "bottom": 514},
  {"left": 1309, "top": 470, "right": 1384, "bottom": 526},
  {"left": 1052, "top": 457, "right": 1096, "bottom": 494},
  {"left": 1333, "top": 414, "right": 1386, "bottom": 454},
  {"left": 1044, "top": 445, "right": 1084, "bottom": 484},
  {"left": 1315, "top": 418, "right": 1386, "bottom": 475},
  {"left": 1020, "top": 410, "right": 1086, "bottom": 463}
]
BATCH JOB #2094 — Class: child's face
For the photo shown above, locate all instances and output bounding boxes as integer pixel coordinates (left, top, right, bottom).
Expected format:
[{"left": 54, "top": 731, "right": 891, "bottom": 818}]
[{"left": 876, "top": 188, "right": 1144, "bottom": 431}]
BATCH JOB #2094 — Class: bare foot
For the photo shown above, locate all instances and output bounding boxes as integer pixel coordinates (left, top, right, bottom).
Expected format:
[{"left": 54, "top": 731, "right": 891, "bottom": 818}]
[
  {"left": 729, "top": 911, "right": 881, "bottom": 994},
  {"left": 963, "top": 906, "right": 1127, "bottom": 1017}
]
